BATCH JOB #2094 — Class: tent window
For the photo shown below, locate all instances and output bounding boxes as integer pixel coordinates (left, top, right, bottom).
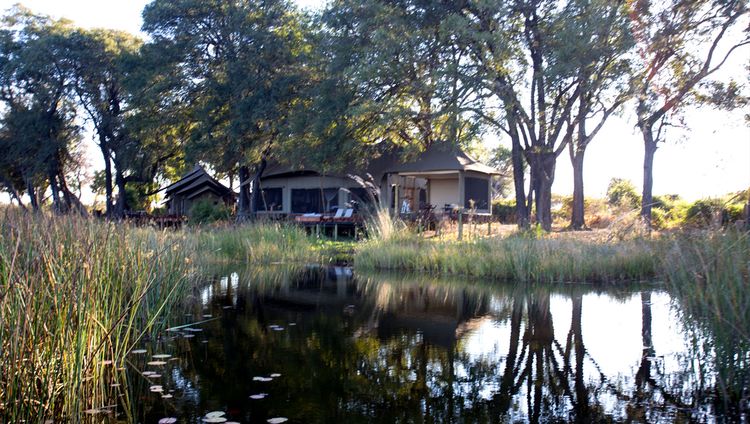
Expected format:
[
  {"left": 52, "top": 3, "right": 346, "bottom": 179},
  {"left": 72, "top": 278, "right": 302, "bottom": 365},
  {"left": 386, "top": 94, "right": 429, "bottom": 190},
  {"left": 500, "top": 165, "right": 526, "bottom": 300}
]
[
  {"left": 255, "top": 187, "right": 283, "bottom": 211},
  {"left": 464, "top": 177, "right": 489, "bottom": 210},
  {"left": 290, "top": 188, "right": 339, "bottom": 213}
]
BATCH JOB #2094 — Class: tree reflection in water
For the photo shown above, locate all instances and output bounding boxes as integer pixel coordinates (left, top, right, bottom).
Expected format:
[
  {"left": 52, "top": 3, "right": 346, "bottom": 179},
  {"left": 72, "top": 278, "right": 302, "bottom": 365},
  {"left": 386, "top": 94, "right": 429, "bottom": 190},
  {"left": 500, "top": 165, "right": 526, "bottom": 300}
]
[{"left": 131, "top": 266, "right": 746, "bottom": 422}]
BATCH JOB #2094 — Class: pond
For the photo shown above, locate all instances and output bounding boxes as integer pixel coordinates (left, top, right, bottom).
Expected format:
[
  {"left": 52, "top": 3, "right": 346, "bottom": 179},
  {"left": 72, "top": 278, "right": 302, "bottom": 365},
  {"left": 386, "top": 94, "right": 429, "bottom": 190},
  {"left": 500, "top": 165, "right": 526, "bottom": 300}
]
[{"left": 122, "top": 266, "right": 743, "bottom": 423}]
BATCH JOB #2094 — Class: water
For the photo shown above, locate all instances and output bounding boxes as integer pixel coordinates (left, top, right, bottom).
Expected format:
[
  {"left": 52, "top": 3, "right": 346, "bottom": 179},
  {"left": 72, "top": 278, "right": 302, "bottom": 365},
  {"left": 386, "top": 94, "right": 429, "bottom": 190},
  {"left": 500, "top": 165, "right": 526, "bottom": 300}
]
[{"left": 123, "top": 266, "right": 743, "bottom": 423}]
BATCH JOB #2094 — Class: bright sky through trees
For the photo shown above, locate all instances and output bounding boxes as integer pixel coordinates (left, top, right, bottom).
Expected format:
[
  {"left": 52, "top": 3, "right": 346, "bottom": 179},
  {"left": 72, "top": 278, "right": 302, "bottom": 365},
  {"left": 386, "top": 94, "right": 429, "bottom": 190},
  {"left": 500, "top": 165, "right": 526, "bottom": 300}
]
[{"left": 2, "top": 0, "right": 748, "bottom": 201}]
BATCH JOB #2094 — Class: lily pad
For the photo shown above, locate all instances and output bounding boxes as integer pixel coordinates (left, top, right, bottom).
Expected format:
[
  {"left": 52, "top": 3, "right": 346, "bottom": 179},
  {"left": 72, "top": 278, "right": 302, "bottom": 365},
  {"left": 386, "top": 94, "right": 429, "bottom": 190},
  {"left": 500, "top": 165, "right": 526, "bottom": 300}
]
[
  {"left": 131, "top": 349, "right": 147, "bottom": 354},
  {"left": 205, "top": 411, "right": 226, "bottom": 418},
  {"left": 202, "top": 418, "right": 227, "bottom": 424},
  {"left": 270, "top": 373, "right": 281, "bottom": 378},
  {"left": 267, "top": 418, "right": 288, "bottom": 424},
  {"left": 149, "top": 385, "right": 163, "bottom": 392},
  {"left": 158, "top": 418, "right": 177, "bottom": 424},
  {"left": 147, "top": 361, "right": 167, "bottom": 366},
  {"left": 249, "top": 393, "right": 267, "bottom": 399},
  {"left": 253, "top": 376, "right": 273, "bottom": 382},
  {"left": 153, "top": 354, "right": 172, "bottom": 359}
]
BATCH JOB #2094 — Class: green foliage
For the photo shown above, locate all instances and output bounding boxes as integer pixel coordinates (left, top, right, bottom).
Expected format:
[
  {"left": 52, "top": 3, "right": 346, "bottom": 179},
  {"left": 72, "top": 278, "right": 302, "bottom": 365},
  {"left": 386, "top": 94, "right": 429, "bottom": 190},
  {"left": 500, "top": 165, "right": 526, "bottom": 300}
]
[
  {"left": 607, "top": 178, "right": 641, "bottom": 209},
  {"left": 492, "top": 199, "right": 517, "bottom": 223},
  {"left": 663, "top": 230, "right": 750, "bottom": 413},
  {"left": 188, "top": 198, "right": 232, "bottom": 224},
  {"left": 0, "top": 213, "right": 191, "bottom": 420},
  {"left": 355, "top": 233, "right": 656, "bottom": 283}
]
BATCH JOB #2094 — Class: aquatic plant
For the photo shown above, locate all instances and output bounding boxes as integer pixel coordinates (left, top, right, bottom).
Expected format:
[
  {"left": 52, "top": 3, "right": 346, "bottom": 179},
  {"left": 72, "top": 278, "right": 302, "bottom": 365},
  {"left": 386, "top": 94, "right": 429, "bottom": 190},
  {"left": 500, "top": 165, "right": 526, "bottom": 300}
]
[
  {"left": 0, "top": 213, "right": 191, "bottom": 421},
  {"left": 355, "top": 232, "right": 657, "bottom": 283},
  {"left": 663, "top": 229, "right": 750, "bottom": 417}
]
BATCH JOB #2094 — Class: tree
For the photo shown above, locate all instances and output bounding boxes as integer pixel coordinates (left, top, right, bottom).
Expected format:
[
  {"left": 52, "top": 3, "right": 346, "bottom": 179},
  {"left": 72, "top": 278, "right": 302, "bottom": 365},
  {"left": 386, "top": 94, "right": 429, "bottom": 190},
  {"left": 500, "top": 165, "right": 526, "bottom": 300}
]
[
  {"left": 561, "top": 0, "right": 633, "bottom": 229},
  {"left": 68, "top": 29, "right": 143, "bottom": 217},
  {"left": 447, "top": 0, "right": 594, "bottom": 230},
  {"left": 628, "top": 0, "right": 750, "bottom": 228},
  {"left": 0, "top": 7, "right": 86, "bottom": 214},
  {"left": 142, "top": 0, "right": 314, "bottom": 219}
]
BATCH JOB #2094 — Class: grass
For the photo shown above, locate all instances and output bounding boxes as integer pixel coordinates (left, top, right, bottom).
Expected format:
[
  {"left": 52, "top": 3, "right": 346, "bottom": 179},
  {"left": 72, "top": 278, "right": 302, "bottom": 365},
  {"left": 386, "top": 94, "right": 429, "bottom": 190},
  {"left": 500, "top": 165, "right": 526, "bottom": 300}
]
[
  {"left": 355, "top": 231, "right": 657, "bottom": 283},
  {"left": 0, "top": 213, "right": 191, "bottom": 421},
  {"left": 189, "top": 222, "right": 324, "bottom": 264},
  {"left": 0, "top": 214, "right": 329, "bottom": 421},
  {"left": 662, "top": 229, "right": 750, "bottom": 416}
]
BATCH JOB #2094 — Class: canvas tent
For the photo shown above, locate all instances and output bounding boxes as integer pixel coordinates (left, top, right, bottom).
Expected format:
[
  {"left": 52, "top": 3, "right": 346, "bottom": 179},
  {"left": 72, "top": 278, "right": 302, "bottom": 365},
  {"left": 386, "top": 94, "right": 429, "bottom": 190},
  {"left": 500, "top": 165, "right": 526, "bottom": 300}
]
[
  {"left": 257, "top": 145, "right": 499, "bottom": 216},
  {"left": 162, "top": 165, "right": 235, "bottom": 216}
]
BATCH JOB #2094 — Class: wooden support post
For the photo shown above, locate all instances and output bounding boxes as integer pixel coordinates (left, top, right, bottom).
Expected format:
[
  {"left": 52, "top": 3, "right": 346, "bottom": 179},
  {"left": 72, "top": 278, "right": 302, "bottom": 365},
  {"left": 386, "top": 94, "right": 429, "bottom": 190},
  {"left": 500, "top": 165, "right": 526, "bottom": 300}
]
[
  {"left": 316, "top": 224, "right": 320, "bottom": 238},
  {"left": 487, "top": 220, "right": 491, "bottom": 236},
  {"left": 334, "top": 223, "right": 338, "bottom": 241},
  {"left": 457, "top": 211, "right": 463, "bottom": 241}
]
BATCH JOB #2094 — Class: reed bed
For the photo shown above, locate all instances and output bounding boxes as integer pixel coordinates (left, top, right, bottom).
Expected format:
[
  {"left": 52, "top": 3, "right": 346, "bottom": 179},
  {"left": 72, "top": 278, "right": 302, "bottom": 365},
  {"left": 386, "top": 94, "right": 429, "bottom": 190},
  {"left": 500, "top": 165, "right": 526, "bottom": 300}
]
[
  {"left": 355, "top": 233, "right": 657, "bottom": 283},
  {"left": 0, "top": 213, "right": 193, "bottom": 421},
  {"left": 188, "top": 222, "right": 322, "bottom": 264},
  {"left": 662, "top": 229, "right": 750, "bottom": 415}
]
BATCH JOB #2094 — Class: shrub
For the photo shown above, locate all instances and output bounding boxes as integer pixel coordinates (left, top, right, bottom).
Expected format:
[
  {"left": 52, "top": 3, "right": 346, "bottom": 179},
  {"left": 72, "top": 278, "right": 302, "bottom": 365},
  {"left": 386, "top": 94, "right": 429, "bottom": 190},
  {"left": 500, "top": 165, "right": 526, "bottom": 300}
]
[
  {"left": 684, "top": 199, "right": 722, "bottom": 228},
  {"left": 607, "top": 178, "right": 640, "bottom": 209},
  {"left": 492, "top": 199, "right": 516, "bottom": 223},
  {"left": 189, "top": 198, "right": 232, "bottom": 224}
]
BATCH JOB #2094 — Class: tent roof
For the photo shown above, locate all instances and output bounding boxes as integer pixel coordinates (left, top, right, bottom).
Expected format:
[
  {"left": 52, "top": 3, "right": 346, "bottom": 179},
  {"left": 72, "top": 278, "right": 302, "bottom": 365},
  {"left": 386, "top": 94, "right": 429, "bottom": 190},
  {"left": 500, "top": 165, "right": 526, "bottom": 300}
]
[
  {"left": 383, "top": 146, "right": 500, "bottom": 175},
  {"left": 261, "top": 146, "right": 498, "bottom": 181},
  {"left": 162, "top": 165, "right": 234, "bottom": 198}
]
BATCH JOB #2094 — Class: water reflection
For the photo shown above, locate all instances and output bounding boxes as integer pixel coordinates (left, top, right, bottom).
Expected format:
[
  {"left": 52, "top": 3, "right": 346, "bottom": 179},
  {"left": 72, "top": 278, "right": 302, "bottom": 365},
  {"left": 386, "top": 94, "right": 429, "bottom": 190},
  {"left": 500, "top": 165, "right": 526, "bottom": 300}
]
[{"left": 125, "top": 267, "right": 745, "bottom": 422}]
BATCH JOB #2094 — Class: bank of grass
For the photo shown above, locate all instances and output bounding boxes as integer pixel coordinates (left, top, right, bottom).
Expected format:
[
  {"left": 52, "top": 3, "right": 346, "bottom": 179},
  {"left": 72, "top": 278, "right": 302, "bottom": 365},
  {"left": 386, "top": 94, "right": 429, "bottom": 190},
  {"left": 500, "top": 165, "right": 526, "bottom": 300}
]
[
  {"left": 663, "top": 230, "right": 750, "bottom": 414},
  {"left": 0, "top": 213, "right": 192, "bottom": 421},
  {"left": 355, "top": 231, "right": 657, "bottom": 283},
  {"left": 191, "top": 222, "right": 324, "bottom": 264},
  {"left": 0, "top": 214, "right": 329, "bottom": 421}
]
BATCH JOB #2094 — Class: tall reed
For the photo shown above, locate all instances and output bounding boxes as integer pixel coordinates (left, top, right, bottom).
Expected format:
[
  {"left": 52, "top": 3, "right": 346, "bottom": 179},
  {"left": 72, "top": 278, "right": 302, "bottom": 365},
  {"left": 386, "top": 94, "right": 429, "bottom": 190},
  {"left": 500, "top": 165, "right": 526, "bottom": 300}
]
[
  {"left": 662, "top": 229, "right": 750, "bottom": 416},
  {"left": 0, "top": 213, "right": 191, "bottom": 421},
  {"left": 355, "top": 232, "right": 656, "bottom": 283}
]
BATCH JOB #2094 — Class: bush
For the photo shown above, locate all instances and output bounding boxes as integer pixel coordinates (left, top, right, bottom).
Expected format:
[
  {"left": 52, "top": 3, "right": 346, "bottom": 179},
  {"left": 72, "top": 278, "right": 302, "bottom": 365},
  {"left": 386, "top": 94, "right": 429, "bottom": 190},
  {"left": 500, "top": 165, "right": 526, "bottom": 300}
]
[
  {"left": 607, "top": 178, "right": 640, "bottom": 209},
  {"left": 492, "top": 199, "right": 516, "bottom": 223},
  {"left": 684, "top": 199, "right": 722, "bottom": 228},
  {"left": 189, "top": 198, "right": 232, "bottom": 224}
]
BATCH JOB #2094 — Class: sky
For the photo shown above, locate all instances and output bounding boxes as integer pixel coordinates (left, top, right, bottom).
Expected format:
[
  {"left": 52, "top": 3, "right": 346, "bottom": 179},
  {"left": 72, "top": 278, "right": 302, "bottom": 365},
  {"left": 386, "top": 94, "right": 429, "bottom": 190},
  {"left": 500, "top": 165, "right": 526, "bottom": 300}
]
[{"left": 1, "top": 0, "right": 749, "bottom": 203}]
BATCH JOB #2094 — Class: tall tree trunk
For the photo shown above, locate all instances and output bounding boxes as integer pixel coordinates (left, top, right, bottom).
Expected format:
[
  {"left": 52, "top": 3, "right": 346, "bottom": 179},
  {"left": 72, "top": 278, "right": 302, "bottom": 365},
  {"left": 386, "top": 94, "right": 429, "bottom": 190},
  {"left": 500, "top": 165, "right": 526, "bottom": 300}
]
[
  {"left": 25, "top": 178, "right": 39, "bottom": 211},
  {"left": 570, "top": 146, "right": 586, "bottom": 230},
  {"left": 100, "top": 141, "right": 114, "bottom": 217},
  {"left": 640, "top": 126, "right": 657, "bottom": 230},
  {"left": 58, "top": 172, "right": 89, "bottom": 217},
  {"left": 511, "top": 131, "right": 529, "bottom": 228},
  {"left": 237, "top": 165, "right": 251, "bottom": 221},
  {"left": 531, "top": 153, "right": 555, "bottom": 231},
  {"left": 48, "top": 171, "right": 64, "bottom": 214},
  {"left": 248, "top": 158, "right": 268, "bottom": 218},
  {"left": 114, "top": 167, "right": 127, "bottom": 218}
]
